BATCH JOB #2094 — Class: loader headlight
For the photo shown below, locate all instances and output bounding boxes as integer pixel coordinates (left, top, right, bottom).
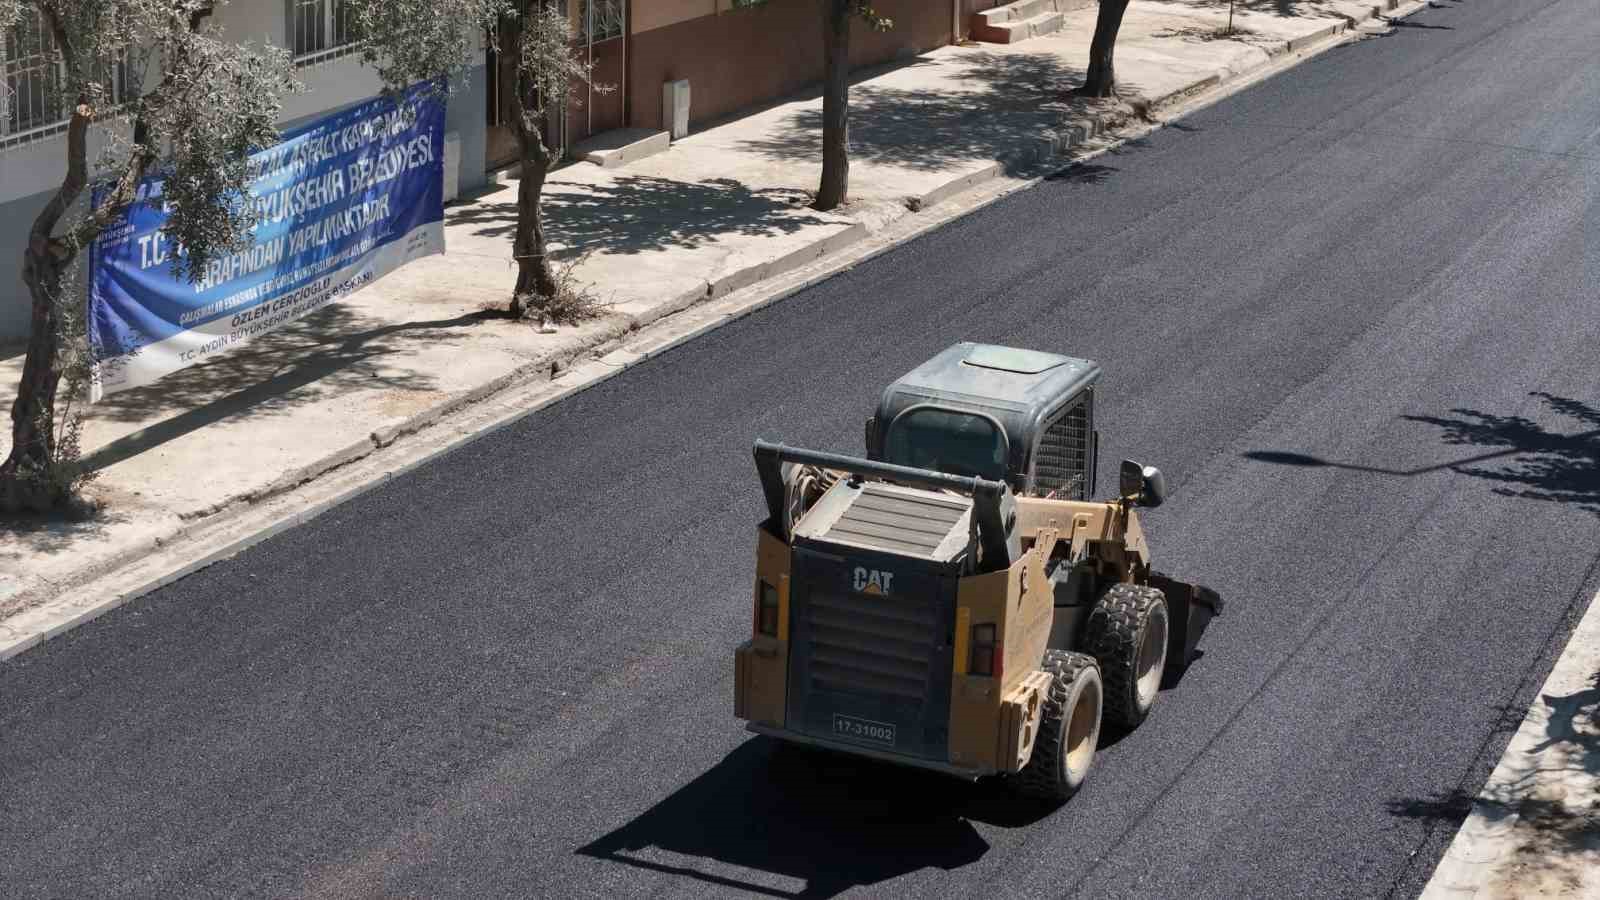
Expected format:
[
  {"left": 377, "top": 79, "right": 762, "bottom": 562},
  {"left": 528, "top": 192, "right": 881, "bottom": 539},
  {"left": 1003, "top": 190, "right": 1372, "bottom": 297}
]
[{"left": 757, "top": 580, "right": 780, "bottom": 637}]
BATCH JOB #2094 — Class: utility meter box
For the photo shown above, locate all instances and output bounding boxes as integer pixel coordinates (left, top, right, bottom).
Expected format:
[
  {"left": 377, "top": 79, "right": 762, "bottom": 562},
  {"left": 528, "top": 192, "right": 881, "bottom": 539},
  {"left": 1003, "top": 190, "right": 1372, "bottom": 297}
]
[{"left": 663, "top": 79, "right": 691, "bottom": 140}]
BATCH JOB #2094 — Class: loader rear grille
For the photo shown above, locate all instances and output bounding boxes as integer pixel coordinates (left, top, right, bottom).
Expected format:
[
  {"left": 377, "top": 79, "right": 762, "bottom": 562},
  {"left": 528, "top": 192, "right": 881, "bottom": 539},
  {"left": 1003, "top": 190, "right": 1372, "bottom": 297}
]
[
  {"left": 786, "top": 546, "right": 956, "bottom": 760},
  {"left": 802, "top": 591, "right": 939, "bottom": 704}
]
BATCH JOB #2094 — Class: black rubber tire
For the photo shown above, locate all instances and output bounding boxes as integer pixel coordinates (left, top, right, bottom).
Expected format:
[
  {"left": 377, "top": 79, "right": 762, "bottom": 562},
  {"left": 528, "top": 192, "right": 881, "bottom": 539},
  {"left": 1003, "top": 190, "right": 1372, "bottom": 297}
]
[
  {"left": 1013, "top": 650, "right": 1102, "bottom": 803},
  {"left": 1085, "top": 582, "right": 1169, "bottom": 730}
]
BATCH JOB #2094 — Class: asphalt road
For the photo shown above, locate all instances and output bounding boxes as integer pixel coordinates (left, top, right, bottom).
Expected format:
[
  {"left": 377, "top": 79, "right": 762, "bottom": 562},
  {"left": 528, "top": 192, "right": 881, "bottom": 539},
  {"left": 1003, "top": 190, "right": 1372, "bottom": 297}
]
[{"left": 6, "top": 1, "right": 1600, "bottom": 897}]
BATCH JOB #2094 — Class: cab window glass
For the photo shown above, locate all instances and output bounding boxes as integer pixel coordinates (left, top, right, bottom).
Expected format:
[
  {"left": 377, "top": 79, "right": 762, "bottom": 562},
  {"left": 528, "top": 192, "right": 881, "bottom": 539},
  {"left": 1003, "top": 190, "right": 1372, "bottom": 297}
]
[{"left": 884, "top": 409, "right": 1007, "bottom": 480}]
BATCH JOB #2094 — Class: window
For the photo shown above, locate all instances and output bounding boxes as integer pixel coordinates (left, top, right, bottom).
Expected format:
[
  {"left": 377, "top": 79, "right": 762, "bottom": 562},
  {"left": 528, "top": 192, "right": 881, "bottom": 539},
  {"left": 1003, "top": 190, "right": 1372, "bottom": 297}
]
[
  {"left": 884, "top": 408, "right": 1009, "bottom": 481},
  {"left": 287, "top": 0, "right": 358, "bottom": 64},
  {"left": 2, "top": 7, "right": 62, "bottom": 139},
  {"left": 2, "top": 7, "right": 127, "bottom": 148},
  {"left": 578, "top": 0, "right": 625, "bottom": 44}
]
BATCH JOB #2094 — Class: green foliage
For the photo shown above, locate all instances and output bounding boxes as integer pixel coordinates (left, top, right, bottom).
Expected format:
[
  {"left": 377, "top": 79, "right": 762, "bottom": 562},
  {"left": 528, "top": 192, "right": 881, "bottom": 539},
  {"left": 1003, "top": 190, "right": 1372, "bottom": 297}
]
[
  {"left": 2, "top": 1, "right": 298, "bottom": 509},
  {"left": 21, "top": 1, "right": 300, "bottom": 280},
  {"left": 849, "top": 1, "right": 893, "bottom": 32},
  {"left": 513, "top": 2, "right": 597, "bottom": 126},
  {"left": 146, "top": 37, "right": 297, "bottom": 283},
  {"left": 344, "top": 0, "right": 503, "bottom": 97}
]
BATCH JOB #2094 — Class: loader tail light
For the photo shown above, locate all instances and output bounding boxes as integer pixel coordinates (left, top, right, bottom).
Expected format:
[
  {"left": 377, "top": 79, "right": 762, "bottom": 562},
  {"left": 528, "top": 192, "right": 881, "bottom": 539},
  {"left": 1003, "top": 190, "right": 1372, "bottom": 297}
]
[
  {"left": 970, "top": 623, "right": 1000, "bottom": 678},
  {"left": 757, "top": 580, "right": 780, "bottom": 636}
]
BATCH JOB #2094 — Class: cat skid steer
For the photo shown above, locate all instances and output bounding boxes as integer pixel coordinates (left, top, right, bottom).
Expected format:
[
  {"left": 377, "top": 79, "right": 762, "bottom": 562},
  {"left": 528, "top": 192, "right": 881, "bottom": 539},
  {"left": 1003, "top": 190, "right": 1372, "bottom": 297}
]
[{"left": 734, "top": 343, "right": 1222, "bottom": 801}]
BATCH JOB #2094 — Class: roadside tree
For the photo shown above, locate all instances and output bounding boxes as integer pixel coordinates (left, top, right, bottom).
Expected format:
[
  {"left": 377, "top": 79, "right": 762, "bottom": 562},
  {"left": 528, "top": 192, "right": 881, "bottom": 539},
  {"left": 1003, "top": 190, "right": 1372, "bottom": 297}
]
[
  {"left": 0, "top": 0, "right": 294, "bottom": 513},
  {"left": 814, "top": 0, "right": 892, "bottom": 212},
  {"left": 347, "top": 0, "right": 599, "bottom": 326},
  {"left": 1080, "top": 0, "right": 1131, "bottom": 97}
]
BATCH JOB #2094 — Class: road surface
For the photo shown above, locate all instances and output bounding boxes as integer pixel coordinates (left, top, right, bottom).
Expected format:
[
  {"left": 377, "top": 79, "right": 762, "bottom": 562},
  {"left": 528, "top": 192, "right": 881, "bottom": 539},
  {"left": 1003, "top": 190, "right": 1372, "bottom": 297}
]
[{"left": 5, "top": 0, "right": 1598, "bottom": 896}]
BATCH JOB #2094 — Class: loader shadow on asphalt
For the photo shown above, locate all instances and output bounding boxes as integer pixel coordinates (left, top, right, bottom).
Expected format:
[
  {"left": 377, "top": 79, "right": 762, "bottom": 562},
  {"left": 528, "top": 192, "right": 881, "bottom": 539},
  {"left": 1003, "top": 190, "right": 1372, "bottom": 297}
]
[
  {"left": 1243, "top": 393, "right": 1600, "bottom": 516},
  {"left": 578, "top": 737, "right": 1056, "bottom": 897}
]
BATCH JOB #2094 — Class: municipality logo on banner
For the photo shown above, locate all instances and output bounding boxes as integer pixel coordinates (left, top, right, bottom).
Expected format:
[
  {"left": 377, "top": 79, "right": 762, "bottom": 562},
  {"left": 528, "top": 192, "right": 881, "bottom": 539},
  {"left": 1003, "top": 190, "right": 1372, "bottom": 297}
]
[{"left": 86, "top": 82, "right": 447, "bottom": 400}]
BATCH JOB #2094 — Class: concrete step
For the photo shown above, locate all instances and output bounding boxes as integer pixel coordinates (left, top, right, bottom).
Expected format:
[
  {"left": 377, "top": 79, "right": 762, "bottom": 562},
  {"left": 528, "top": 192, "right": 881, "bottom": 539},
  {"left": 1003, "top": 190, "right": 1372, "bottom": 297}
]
[
  {"left": 973, "top": 9, "right": 1065, "bottom": 44},
  {"left": 574, "top": 128, "right": 670, "bottom": 169},
  {"left": 974, "top": 0, "right": 1050, "bottom": 28}
]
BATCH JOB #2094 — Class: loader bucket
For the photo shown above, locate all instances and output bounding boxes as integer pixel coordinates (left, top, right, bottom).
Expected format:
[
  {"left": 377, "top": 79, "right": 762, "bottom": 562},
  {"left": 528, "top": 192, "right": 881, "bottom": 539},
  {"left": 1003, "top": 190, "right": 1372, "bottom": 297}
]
[{"left": 1149, "top": 573, "right": 1224, "bottom": 673}]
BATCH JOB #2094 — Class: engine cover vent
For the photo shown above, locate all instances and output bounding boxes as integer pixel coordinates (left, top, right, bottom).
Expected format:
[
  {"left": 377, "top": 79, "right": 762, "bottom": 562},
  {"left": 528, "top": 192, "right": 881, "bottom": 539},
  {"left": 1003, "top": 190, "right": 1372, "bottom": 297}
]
[{"left": 793, "top": 480, "right": 972, "bottom": 562}]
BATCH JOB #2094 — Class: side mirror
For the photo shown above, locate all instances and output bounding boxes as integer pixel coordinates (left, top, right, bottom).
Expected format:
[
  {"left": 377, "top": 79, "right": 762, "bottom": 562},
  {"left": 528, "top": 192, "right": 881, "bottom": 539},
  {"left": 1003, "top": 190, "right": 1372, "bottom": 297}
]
[
  {"left": 864, "top": 416, "right": 878, "bottom": 458},
  {"left": 1119, "top": 459, "right": 1167, "bottom": 508}
]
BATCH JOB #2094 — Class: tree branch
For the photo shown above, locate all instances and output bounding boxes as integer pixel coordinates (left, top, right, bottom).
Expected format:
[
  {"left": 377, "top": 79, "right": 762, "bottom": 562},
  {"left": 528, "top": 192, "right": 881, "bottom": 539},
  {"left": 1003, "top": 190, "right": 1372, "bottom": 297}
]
[
  {"left": 66, "top": 2, "right": 219, "bottom": 251},
  {"left": 26, "top": 1, "right": 88, "bottom": 253}
]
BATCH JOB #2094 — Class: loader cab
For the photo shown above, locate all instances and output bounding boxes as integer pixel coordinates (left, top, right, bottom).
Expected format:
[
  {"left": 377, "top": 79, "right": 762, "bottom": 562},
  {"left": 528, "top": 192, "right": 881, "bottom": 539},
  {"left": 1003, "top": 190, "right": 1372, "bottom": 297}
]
[{"left": 866, "top": 343, "right": 1102, "bottom": 500}]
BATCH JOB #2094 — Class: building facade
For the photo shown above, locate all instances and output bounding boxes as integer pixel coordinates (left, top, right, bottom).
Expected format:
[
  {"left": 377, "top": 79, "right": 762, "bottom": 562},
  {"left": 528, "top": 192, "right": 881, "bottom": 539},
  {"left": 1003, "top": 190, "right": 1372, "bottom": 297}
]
[
  {"left": 2, "top": 0, "right": 970, "bottom": 340},
  {"left": 0, "top": 0, "right": 491, "bottom": 340}
]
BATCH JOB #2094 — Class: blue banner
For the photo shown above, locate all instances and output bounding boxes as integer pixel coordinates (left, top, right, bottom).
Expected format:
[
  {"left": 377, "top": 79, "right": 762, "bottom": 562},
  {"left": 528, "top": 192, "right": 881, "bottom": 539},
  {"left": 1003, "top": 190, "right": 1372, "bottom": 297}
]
[{"left": 88, "top": 82, "right": 447, "bottom": 399}]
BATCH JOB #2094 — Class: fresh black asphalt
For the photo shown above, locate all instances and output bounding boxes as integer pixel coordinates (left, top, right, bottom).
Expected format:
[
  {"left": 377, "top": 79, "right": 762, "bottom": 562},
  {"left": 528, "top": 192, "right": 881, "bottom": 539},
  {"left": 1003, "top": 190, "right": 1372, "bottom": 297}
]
[{"left": 5, "top": 0, "right": 1599, "bottom": 896}]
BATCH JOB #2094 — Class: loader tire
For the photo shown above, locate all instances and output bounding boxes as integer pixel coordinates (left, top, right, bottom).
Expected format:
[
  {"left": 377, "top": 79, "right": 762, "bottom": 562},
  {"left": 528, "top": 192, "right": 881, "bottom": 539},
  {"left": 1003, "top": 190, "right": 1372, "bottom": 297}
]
[
  {"left": 1086, "top": 583, "right": 1169, "bottom": 730},
  {"left": 1013, "top": 650, "right": 1102, "bottom": 803}
]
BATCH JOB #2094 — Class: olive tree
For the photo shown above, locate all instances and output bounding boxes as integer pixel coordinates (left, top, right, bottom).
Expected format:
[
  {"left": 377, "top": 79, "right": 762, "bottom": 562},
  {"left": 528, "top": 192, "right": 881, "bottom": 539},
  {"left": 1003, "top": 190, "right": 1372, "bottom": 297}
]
[
  {"left": 814, "top": 0, "right": 891, "bottom": 212},
  {"left": 0, "top": 0, "right": 294, "bottom": 512},
  {"left": 346, "top": 0, "right": 596, "bottom": 324}
]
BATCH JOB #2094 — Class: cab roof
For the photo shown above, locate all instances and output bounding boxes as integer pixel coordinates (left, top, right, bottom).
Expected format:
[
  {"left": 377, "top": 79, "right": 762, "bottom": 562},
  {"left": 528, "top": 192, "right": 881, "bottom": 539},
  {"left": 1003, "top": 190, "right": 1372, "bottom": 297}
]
[
  {"left": 876, "top": 342, "right": 1101, "bottom": 421},
  {"left": 870, "top": 343, "right": 1103, "bottom": 486}
]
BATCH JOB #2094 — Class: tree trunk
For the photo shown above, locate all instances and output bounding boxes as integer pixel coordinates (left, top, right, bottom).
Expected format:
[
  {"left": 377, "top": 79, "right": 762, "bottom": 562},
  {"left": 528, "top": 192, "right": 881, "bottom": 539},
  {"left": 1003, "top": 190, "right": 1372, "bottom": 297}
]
[
  {"left": 815, "top": 0, "right": 851, "bottom": 212},
  {"left": 510, "top": 138, "right": 558, "bottom": 318},
  {"left": 1080, "top": 0, "right": 1130, "bottom": 98},
  {"left": 508, "top": 3, "right": 559, "bottom": 322},
  {"left": 1, "top": 240, "right": 70, "bottom": 512},
  {"left": 2, "top": 86, "right": 92, "bottom": 512}
]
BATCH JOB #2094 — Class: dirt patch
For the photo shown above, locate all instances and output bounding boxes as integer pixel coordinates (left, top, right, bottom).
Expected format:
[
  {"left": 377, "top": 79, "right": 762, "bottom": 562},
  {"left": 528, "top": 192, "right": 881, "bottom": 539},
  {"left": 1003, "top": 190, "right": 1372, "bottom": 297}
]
[{"left": 1153, "top": 24, "right": 1280, "bottom": 44}]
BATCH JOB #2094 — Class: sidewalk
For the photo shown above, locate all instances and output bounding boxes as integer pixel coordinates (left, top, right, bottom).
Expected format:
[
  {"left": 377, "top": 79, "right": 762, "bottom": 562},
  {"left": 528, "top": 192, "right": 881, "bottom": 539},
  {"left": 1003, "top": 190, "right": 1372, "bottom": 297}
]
[{"left": 1, "top": 0, "right": 1411, "bottom": 650}]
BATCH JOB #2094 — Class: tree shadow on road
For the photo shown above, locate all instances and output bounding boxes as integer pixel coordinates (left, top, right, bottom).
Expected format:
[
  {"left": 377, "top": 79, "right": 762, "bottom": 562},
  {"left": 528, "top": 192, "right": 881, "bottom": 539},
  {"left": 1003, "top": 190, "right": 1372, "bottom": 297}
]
[
  {"left": 1243, "top": 393, "right": 1600, "bottom": 516},
  {"left": 1386, "top": 671, "right": 1600, "bottom": 893},
  {"left": 578, "top": 737, "right": 1052, "bottom": 897}
]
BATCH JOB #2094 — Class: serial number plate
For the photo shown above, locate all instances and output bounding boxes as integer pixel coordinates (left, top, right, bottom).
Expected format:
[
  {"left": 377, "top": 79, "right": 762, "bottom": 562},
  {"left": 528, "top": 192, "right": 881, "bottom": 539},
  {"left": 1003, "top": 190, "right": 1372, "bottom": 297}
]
[{"left": 832, "top": 714, "right": 896, "bottom": 746}]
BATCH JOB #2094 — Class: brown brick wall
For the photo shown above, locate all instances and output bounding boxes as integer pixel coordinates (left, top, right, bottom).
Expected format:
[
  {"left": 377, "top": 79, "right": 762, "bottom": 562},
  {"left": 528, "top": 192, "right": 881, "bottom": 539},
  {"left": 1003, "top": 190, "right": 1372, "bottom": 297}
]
[
  {"left": 628, "top": 0, "right": 954, "bottom": 133},
  {"left": 566, "top": 35, "right": 628, "bottom": 144}
]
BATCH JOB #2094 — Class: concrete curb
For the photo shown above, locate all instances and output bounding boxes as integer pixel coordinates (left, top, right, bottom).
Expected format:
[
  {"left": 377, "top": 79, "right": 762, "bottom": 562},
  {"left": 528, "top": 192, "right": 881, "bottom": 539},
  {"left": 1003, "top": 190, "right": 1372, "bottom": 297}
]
[{"left": 1, "top": 0, "right": 1426, "bottom": 662}]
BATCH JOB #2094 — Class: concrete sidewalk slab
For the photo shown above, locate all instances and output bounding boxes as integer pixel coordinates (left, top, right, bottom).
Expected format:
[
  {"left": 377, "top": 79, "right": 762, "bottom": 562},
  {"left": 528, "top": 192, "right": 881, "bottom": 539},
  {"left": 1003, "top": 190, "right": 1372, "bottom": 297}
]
[{"left": 2, "top": 0, "right": 1409, "bottom": 652}]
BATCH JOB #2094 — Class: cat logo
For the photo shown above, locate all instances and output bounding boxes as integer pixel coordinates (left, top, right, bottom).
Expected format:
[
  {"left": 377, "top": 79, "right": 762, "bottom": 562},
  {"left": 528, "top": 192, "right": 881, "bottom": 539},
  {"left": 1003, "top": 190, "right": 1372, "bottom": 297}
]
[{"left": 853, "top": 567, "right": 895, "bottom": 596}]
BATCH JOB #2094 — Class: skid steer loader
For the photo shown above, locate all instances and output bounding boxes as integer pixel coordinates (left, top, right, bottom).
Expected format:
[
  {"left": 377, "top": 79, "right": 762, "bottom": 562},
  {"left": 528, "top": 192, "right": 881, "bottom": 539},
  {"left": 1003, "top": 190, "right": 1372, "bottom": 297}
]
[{"left": 734, "top": 343, "right": 1223, "bottom": 801}]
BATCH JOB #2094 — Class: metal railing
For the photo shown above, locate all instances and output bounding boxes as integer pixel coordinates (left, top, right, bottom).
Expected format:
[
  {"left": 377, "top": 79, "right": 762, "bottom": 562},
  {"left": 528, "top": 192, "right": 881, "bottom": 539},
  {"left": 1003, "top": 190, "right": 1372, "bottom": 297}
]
[
  {"left": 2, "top": 7, "right": 129, "bottom": 152},
  {"left": 289, "top": 0, "right": 358, "bottom": 64}
]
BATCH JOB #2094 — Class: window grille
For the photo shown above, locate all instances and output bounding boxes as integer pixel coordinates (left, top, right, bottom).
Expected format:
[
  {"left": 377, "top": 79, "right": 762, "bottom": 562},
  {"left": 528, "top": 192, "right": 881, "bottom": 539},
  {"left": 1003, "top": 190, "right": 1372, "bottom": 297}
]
[
  {"left": 287, "top": 0, "right": 358, "bottom": 65},
  {"left": 579, "top": 0, "right": 625, "bottom": 43},
  {"left": 1, "top": 8, "right": 128, "bottom": 149}
]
